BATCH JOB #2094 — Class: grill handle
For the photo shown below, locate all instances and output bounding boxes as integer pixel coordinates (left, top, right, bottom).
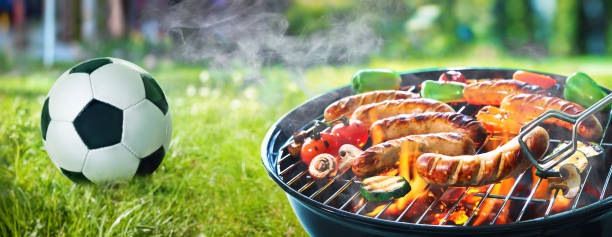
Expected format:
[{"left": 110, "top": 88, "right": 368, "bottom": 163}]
[{"left": 518, "top": 92, "right": 612, "bottom": 178}]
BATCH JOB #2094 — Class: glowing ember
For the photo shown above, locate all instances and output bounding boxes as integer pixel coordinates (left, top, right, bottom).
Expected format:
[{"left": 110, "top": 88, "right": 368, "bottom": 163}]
[{"left": 357, "top": 132, "right": 578, "bottom": 226}]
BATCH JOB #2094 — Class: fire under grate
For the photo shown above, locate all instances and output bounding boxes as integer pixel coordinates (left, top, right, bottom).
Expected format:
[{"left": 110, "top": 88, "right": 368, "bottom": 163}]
[{"left": 274, "top": 85, "right": 612, "bottom": 226}]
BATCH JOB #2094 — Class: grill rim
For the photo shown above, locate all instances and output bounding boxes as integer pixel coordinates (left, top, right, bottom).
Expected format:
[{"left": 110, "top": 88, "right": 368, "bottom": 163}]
[{"left": 261, "top": 67, "right": 612, "bottom": 233}]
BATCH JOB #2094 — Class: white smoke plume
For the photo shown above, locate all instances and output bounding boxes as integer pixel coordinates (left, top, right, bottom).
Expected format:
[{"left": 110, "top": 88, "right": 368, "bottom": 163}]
[{"left": 160, "top": 0, "right": 384, "bottom": 86}]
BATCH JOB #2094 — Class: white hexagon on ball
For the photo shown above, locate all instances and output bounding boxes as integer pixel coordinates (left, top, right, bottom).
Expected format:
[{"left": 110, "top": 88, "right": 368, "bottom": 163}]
[
  {"left": 40, "top": 57, "right": 171, "bottom": 184},
  {"left": 82, "top": 144, "right": 140, "bottom": 183},
  {"left": 123, "top": 100, "right": 166, "bottom": 158},
  {"left": 48, "top": 73, "right": 93, "bottom": 121},
  {"left": 90, "top": 62, "right": 146, "bottom": 110}
]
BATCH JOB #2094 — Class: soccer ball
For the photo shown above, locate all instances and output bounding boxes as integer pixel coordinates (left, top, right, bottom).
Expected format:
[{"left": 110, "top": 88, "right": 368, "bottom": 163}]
[{"left": 40, "top": 57, "right": 172, "bottom": 184}]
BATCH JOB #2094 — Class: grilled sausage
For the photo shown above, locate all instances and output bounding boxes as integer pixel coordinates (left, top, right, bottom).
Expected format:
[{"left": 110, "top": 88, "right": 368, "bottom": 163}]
[
  {"left": 352, "top": 133, "right": 475, "bottom": 177},
  {"left": 324, "top": 90, "right": 419, "bottom": 122},
  {"left": 500, "top": 94, "right": 603, "bottom": 140},
  {"left": 416, "top": 126, "right": 549, "bottom": 186},
  {"left": 351, "top": 98, "right": 455, "bottom": 128},
  {"left": 370, "top": 112, "right": 488, "bottom": 146},
  {"left": 463, "top": 80, "right": 544, "bottom": 106}
]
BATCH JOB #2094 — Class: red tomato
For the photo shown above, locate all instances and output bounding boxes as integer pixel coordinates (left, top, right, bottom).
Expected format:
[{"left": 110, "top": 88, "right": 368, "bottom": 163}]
[
  {"left": 300, "top": 132, "right": 340, "bottom": 165},
  {"left": 331, "top": 120, "right": 369, "bottom": 148},
  {"left": 439, "top": 70, "right": 467, "bottom": 83}
]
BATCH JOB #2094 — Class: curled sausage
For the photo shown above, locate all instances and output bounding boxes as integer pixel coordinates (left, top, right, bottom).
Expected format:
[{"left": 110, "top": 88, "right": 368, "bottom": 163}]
[
  {"left": 463, "top": 80, "right": 544, "bottom": 106},
  {"left": 500, "top": 94, "right": 603, "bottom": 140},
  {"left": 352, "top": 133, "right": 475, "bottom": 177},
  {"left": 351, "top": 98, "right": 455, "bottom": 128},
  {"left": 370, "top": 112, "right": 487, "bottom": 146},
  {"left": 323, "top": 90, "right": 419, "bottom": 122},
  {"left": 416, "top": 126, "right": 549, "bottom": 186}
]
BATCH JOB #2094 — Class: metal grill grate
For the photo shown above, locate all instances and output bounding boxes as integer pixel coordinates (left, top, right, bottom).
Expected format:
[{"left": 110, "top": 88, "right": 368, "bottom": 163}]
[{"left": 274, "top": 87, "right": 612, "bottom": 226}]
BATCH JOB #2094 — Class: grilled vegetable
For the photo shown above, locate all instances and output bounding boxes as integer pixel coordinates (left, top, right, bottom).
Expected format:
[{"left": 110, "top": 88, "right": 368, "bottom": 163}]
[
  {"left": 512, "top": 70, "right": 557, "bottom": 89},
  {"left": 288, "top": 130, "right": 309, "bottom": 157},
  {"left": 564, "top": 72, "right": 609, "bottom": 110},
  {"left": 338, "top": 144, "right": 363, "bottom": 172},
  {"left": 475, "top": 106, "right": 523, "bottom": 134},
  {"left": 543, "top": 141, "right": 604, "bottom": 173},
  {"left": 439, "top": 70, "right": 467, "bottom": 83},
  {"left": 301, "top": 132, "right": 340, "bottom": 165},
  {"left": 351, "top": 69, "right": 401, "bottom": 94},
  {"left": 360, "top": 176, "right": 411, "bottom": 202},
  {"left": 309, "top": 153, "right": 337, "bottom": 179},
  {"left": 548, "top": 164, "right": 581, "bottom": 199},
  {"left": 420, "top": 80, "right": 465, "bottom": 102},
  {"left": 331, "top": 118, "right": 368, "bottom": 148}
]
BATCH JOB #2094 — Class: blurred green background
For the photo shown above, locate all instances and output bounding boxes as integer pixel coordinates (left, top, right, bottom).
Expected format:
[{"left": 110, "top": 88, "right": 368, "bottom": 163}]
[{"left": 1, "top": 0, "right": 612, "bottom": 236}]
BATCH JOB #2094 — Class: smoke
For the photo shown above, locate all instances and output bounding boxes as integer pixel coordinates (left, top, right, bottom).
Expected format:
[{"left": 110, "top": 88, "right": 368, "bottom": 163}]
[{"left": 160, "top": 0, "right": 383, "bottom": 87}]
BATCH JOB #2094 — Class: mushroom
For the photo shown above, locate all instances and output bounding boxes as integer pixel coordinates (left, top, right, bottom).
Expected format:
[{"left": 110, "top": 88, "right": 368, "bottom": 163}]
[
  {"left": 308, "top": 153, "right": 337, "bottom": 179},
  {"left": 548, "top": 164, "right": 582, "bottom": 199},
  {"left": 545, "top": 141, "right": 602, "bottom": 173},
  {"left": 338, "top": 144, "right": 363, "bottom": 172}
]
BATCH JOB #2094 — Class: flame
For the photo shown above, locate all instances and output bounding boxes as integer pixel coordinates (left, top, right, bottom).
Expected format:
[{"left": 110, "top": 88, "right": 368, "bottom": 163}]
[
  {"left": 365, "top": 139, "right": 429, "bottom": 217},
  {"left": 532, "top": 169, "right": 572, "bottom": 213},
  {"left": 358, "top": 130, "right": 577, "bottom": 225}
]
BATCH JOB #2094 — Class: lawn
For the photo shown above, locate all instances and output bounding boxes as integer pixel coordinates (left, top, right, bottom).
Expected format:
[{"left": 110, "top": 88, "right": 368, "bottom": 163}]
[{"left": 1, "top": 57, "right": 611, "bottom": 236}]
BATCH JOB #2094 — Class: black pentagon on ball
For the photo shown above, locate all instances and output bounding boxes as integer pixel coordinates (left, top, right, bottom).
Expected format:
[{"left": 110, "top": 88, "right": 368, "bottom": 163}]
[
  {"left": 136, "top": 146, "right": 165, "bottom": 175},
  {"left": 60, "top": 168, "right": 92, "bottom": 184},
  {"left": 69, "top": 57, "right": 112, "bottom": 74},
  {"left": 41, "top": 98, "right": 51, "bottom": 140},
  {"left": 141, "top": 74, "right": 169, "bottom": 115},
  {"left": 73, "top": 100, "right": 123, "bottom": 149}
]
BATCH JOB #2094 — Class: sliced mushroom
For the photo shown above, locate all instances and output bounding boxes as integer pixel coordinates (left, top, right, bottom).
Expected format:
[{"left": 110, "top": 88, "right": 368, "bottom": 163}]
[
  {"left": 544, "top": 141, "right": 603, "bottom": 173},
  {"left": 309, "top": 153, "right": 337, "bottom": 179},
  {"left": 338, "top": 144, "right": 363, "bottom": 172},
  {"left": 548, "top": 164, "right": 581, "bottom": 199}
]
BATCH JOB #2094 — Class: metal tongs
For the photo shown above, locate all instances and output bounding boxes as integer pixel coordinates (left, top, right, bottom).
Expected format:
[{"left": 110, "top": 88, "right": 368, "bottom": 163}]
[{"left": 518, "top": 92, "right": 612, "bottom": 178}]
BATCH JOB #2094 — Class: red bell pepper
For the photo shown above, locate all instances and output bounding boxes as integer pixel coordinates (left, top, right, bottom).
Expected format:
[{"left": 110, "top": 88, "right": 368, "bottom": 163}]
[{"left": 512, "top": 70, "right": 557, "bottom": 89}]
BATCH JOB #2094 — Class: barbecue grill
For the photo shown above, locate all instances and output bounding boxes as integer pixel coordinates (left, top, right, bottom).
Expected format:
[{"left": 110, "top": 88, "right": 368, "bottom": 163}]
[{"left": 261, "top": 68, "right": 612, "bottom": 237}]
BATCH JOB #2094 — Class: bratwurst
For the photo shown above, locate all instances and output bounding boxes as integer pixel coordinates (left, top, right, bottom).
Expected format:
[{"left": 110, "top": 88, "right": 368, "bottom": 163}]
[
  {"left": 370, "top": 112, "right": 487, "bottom": 146},
  {"left": 351, "top": 98, "right": 455, "bottom": 128},
  {"left": 352, "top": 133, "right": 475, "bottom": 177},
  {"left": 323, "top": 90, "right": 419, "bottom": 122},
  {"left": 463, "top": 79, "right": 544, "bottom": 106},
  {"left": 415, "top": 126, "right": 549, "bottom": 186},
  {"left": 500, "top": 93, "right": 603, "bottom": 140}
]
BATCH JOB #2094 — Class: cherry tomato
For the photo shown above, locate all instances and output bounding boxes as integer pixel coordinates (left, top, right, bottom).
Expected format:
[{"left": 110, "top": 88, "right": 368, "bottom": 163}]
[
  {"left": 301, "top": 132, "right": 340, "bottom": 165},
  {"left": 438, "top": 70, "right": 467, "bottom": 83},
  {"left": 331, "top": 119, "right": 369, "bottom": 148}
]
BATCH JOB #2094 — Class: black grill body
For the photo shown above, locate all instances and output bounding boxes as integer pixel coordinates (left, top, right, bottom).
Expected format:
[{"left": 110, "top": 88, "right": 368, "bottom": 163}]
[{"left": 261, "top": 68, "right": 612, "bottom": 237}]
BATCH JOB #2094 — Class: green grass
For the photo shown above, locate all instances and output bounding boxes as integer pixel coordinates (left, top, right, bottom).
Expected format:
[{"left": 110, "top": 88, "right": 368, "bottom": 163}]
[{"left": 0, "top": 57, "right": 611, "bottom": 236}]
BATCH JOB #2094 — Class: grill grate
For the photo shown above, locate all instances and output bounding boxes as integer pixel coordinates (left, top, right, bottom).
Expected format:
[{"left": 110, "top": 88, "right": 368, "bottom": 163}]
[{"left": 274, "top": 88, "right": 612, "bottom": 226}]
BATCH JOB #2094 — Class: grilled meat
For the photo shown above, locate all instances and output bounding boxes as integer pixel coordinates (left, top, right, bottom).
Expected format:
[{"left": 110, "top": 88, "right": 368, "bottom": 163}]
[
  {"left": 352, "top": 133, "right": 475, "bottom": 177},
  {"left": 500, "top": 94, "right": 603, "bottom": 140},
  {"left": 323, "top": 90, "right": 419, "bottom": 122},
  {"left": 416, "top": 127, "right": 549, "bottom": 186},
  {"left": 463, "top": 79, "right": 544, "bottom": 106},
  {"left": 351, "top": 98, "right": 455, "bottom": 128},
  {"left": 370, "top": 112, "right": 487, "bottom": 146}
]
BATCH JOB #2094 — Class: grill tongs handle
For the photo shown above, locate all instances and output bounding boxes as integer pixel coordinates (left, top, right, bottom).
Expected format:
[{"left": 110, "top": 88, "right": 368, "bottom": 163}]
[{"left": 518, "top": 92, "right": 612, "bottom": 178}]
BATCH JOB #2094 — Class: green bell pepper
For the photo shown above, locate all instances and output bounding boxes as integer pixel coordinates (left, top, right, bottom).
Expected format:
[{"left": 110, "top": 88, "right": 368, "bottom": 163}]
[
  {"left": 420, "top": 80, "right": 465, "bottom": 102},
  {"left": 351, "top": 69, "right": 401, "bottom": 94},
  {"left": 564, "top": 72, "right": 609, "bottom": 110}
]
